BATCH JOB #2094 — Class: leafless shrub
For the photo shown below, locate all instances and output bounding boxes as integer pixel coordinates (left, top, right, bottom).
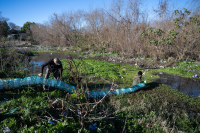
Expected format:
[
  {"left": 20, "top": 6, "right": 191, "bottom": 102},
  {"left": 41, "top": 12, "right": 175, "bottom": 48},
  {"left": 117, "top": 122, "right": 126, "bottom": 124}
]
[
  {"left": 30, "top": 0, "right": 200, "bottom": 60},
  {"left": 31, "top": 58, "right": 117, "bottom": 131}
]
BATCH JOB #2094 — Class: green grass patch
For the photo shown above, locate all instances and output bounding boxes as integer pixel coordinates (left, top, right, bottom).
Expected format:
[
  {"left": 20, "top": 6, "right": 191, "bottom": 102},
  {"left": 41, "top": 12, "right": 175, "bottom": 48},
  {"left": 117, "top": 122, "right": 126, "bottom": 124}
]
[
  {"left": 61, "top": 59, "right": 152, "bottom": 87},
  {"left": 1, "top": 58, "right": 200, "bottom": 132},
  {"left": 0, "top": 86, "right": 82, "bottom": 132},
  {"left": 1, "top": 83, "right": 199, "bottom": 132},
  {"left": 112, "top": 83, "right": 200, "bottom": 132},
  {"left": 150, "top": 61, "right": 200, "bottom": 78}
]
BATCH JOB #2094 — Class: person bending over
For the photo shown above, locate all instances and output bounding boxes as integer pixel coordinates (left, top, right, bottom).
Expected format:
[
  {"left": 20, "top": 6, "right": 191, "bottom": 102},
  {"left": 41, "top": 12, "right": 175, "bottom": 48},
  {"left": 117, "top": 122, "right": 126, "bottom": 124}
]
[
  {"left": 39, "top": 58, "right": 63, "bottom": 91},
  {"left": 132, "top": 71, "right": 143, "bottom": 86}
]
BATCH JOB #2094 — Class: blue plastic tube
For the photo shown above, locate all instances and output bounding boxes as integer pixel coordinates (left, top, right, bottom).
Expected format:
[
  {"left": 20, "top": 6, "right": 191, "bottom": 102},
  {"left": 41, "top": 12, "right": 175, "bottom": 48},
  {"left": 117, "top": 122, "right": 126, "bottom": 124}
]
[{"left": 0, "top": 76, "right": 145, "bottom": 98}]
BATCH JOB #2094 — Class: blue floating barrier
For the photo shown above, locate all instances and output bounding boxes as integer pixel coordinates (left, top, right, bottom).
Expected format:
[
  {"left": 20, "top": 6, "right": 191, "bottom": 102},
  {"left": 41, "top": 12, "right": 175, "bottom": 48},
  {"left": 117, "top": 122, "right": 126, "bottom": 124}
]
[{"left": 0, "top": 76, "right": 145, "bottom": 98}]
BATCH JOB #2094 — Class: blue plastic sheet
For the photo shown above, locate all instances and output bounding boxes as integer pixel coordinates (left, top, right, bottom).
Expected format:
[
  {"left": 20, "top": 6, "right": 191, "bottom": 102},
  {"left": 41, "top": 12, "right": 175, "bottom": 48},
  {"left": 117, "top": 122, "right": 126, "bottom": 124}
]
[
  {"left": 48, "top": 121, "right": 56, "bottom": 124},
  {"left": 89, "top": 123, "right": 97, "bottom": 131},
  {"left": 0, "top": 76, "right": 145, "bottom": 98}
]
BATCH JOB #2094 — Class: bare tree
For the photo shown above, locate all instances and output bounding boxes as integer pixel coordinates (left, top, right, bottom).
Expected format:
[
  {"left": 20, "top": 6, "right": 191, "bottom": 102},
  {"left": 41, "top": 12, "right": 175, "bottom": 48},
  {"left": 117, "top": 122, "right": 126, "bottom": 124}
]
[
  {"left": 30, "top": 0, "right": 200, "bottom": 60},
  {"left": 0, "top": 12, "right": 9, "bottom": 22},
  {"left": 8, "top": 22, "right": 20, "bottom": 31},
  {"left": 85, "top": 8, "right": 107, "bottom": 52},
  {"left": 188, "top": 0, "right": 200, "bottom": 13},
  {"left": 153, "top": 0, "right": 170, "bottom": 19}
]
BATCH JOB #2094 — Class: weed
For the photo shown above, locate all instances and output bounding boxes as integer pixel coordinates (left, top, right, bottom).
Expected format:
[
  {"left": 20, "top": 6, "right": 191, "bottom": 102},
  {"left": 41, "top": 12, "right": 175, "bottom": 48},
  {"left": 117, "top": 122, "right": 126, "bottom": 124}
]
[{"left": 1, "top": 57, "right": 200, "bottom": 132}]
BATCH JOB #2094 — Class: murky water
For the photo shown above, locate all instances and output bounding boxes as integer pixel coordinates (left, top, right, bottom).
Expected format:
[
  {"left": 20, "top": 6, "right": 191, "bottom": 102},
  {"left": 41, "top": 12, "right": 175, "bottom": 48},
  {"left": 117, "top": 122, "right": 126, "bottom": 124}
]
[
  {"left": 154, "top": 73, "right": 200, "bottom": 97},
  {"left": 30, "top": 53, "right": 200, "bottom": 97}
]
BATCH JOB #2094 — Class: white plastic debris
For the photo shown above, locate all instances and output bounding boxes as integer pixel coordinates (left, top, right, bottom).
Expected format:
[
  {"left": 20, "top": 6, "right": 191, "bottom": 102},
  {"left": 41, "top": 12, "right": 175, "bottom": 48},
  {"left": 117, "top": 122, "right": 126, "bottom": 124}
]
[
  {"left": 78, "top": 110, "right": 81, "bottom": 115},
  {"left": 3, "top": 127, "right": 10, "bottom": 133}
]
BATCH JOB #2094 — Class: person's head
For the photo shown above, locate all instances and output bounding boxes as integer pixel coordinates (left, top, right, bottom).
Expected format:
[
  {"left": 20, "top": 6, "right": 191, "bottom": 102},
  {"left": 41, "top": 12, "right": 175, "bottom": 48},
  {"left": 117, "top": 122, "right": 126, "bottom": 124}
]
[
  {"left": 54, "top": 58, "right": 61, "bottom": 65},
  {"left": 138, "top": 71, "right": 142, "bottom": 78}
]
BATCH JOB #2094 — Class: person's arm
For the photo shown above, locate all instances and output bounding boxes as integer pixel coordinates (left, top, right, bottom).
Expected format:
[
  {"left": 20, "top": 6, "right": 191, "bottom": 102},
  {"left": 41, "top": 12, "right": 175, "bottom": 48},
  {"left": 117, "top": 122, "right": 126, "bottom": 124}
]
[
  {"left": 39, "top": 59, "right": 53, "bottom": 76},
  {"left": 57, "top": 69, "right": 63, "bottom": 80},
  {"left": 61, "top": 68, "right": 63, "bottom": 77},
  {"left": 60, "top": 64, "right": 63, "bottom": 77},
  {"left": 139, "top": 77, "right": 143, "bottom": 83}
]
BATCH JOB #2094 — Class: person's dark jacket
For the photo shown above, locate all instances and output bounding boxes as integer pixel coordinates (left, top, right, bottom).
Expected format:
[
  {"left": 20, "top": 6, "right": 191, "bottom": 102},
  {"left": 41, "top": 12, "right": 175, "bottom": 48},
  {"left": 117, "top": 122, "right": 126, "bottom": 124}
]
[{"left": 40, "top": 58, "right": 63, "bottom": 74}]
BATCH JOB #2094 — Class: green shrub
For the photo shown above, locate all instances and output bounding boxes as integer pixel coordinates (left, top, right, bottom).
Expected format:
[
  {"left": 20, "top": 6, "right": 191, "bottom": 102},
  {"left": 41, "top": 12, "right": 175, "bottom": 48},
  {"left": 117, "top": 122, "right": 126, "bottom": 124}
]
[
  {"left": 0, "top": 46, "right": 33, "bottom": 78},
  {"left": 176, "top": 117, "right": 200, "bottom": 132},
  {"left": 1, "top": 37, "right": 6, "bottom": 42}
]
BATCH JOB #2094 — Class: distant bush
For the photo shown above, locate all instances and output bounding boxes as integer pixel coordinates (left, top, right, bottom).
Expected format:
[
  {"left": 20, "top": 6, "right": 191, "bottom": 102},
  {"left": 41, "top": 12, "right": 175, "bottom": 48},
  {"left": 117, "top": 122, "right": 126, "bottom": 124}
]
[
  {"left": 1, "top": 37, "right": 6, "bottom": 42},
  {"left": 0, "top": 44, "right": 33, "bottom": 78}
]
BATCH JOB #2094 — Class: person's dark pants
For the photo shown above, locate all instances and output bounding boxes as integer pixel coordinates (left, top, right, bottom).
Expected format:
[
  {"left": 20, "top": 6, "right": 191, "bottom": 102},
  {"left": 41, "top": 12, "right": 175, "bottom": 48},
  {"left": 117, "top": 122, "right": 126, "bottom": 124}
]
[{"left": 43, "top": 68, "right": 60, "bottom": 90}]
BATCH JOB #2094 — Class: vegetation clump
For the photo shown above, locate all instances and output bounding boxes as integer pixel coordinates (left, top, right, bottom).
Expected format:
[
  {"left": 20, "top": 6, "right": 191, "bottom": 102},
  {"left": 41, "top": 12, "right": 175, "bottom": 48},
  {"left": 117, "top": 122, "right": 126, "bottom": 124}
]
[
  {"left": 0, "top": 0, "right": 200, "bottom": 131},
  {"left": 1, "top": 57, "right": 200, "bottom": 132},
  {"left": 0, "top": 44, "right": 34, "bottom": 78}
]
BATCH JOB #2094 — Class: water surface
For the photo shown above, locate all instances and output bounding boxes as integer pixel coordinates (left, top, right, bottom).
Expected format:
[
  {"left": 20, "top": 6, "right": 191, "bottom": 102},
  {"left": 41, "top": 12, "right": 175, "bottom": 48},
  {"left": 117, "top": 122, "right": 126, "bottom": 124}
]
[
  {"left": 30, "top": 53, "right": 78, "bottom": 74},
  {"left": 154, "top": 73, "right": 200, "bottom": 97}
]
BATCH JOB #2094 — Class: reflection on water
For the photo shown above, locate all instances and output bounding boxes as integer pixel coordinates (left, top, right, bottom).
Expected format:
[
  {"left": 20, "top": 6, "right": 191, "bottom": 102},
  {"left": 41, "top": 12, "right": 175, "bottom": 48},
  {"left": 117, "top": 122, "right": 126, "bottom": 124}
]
[{"left": 154, "top": 73, "right": 200, "bottom": 97}]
